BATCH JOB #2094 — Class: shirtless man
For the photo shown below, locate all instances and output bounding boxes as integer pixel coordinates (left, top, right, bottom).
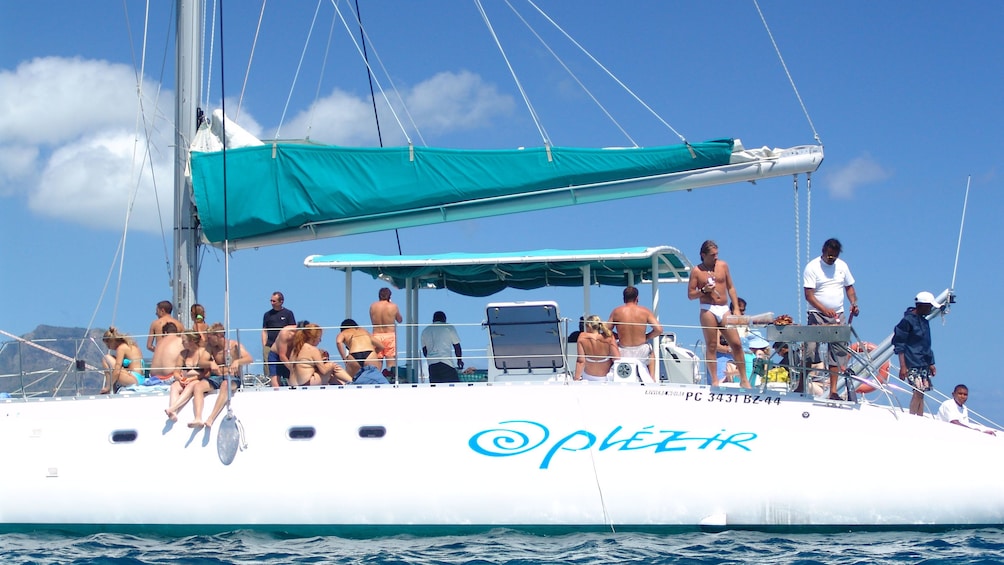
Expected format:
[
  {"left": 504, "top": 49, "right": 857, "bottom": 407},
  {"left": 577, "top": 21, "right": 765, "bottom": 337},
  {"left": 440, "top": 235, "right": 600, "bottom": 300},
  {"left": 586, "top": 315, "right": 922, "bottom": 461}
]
[
  {"left": 147, "top": 300, "right": 184, "bottom": 353},
  {"left": 202, "top": 323, "right": 253, "bottom": 428},
  {"left": 606, "top": 286, "right": 662, "bottom": 381},
  {"left": 148, "top": 322, "right": 184, "bottom": 382},
  {"left": 369, "top": 287, "right": 402, "bottom": 379},
  {"left": 688, "top": 240, "right": 750, "bottom": 388},
  {"left": 268, "top": 323, "right": 299, "bottom": 387}
]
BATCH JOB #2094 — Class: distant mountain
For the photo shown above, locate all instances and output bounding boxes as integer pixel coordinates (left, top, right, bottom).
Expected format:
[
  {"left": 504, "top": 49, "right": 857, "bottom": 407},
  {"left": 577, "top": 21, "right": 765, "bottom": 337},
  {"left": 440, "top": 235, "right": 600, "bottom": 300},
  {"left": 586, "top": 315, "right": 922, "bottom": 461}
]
[{"left": 0, "top": 325, "right": 107, "bottom": 396}]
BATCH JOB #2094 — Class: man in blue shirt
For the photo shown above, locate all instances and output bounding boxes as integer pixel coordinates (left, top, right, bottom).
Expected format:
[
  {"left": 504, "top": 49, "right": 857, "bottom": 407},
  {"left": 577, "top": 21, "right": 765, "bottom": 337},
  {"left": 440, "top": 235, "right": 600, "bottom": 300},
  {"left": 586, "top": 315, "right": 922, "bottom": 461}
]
[{"left": 892, "top": 291, "right": 939, "bottom": 415}]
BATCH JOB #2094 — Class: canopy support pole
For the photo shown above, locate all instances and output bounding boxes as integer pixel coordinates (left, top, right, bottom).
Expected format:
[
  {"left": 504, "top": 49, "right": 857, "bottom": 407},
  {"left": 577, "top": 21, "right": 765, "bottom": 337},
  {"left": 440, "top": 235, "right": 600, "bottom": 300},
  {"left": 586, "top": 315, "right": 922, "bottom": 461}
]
[{"left": 344, "top": 267, "right": 353, "bottom": 319}]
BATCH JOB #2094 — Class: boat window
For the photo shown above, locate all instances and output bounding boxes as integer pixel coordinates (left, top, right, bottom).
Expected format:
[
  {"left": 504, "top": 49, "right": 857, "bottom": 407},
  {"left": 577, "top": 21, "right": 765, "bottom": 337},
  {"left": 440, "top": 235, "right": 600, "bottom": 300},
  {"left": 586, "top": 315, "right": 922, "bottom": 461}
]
[
  {"left": 110, "top": 430, "right": 138, "bottom": 443},
  {"left": 486, "top": 303, "right": 564, "bottom": 371},
  {"left": 287, "top": 427, "right": 316, "bottom": 440},
  {"left": 358, "top": 426, "right": 386, "bottom": 439}
]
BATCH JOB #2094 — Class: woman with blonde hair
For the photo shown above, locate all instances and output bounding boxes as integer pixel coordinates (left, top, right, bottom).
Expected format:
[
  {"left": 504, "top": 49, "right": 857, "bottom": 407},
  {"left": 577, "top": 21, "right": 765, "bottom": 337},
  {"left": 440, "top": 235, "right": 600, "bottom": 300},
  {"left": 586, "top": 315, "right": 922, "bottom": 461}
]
[
  {"left": 101, "top": 327, "right": 146, "bottom": 393},
  {"left": 574, "top": 315, "right": 620, "bottom": 381},
  {"left": 190, "top": 303, "right": 209, "bottom": 338},
  {"left": 291, "top": 323, "right": 350, "bottom": 386},
  {"left": 164, "top": 330, "right": 215, "bottom": 428}
]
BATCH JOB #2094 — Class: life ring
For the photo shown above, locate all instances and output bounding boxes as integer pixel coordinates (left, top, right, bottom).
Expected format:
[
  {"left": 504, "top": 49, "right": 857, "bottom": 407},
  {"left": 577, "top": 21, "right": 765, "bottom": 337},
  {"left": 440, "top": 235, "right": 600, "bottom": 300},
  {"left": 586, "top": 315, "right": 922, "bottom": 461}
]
[{"left": 851, "top": 341, "right": 890, "bottom": 393}]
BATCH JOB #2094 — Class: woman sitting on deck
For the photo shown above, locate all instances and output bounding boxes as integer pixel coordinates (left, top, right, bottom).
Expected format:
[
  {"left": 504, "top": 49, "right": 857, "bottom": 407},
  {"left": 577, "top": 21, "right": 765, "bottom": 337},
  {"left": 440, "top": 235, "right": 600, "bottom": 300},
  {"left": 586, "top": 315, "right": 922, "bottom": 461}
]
[
  {"left": 100, "top": 327, "right": 146, "bottom": 393},
  {"left": 335, "top": 319, "right": 384, "bottom": 376},
  {"left": 164, "top": 330, "right": 216, "bottom": 428},
  {"left": 574, "top": 315, "right": 620, "bottom": 381},
  {"left": 290, "top": 323, "right": 351, "bottom": 386}
]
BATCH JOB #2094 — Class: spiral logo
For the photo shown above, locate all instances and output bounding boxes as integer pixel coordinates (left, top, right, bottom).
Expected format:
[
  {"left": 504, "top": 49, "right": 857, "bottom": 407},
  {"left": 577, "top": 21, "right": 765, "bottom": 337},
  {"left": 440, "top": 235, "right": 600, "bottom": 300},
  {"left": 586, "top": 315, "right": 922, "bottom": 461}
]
[{"left": 468, "top": 420, "right": 549, "bottom": 457}]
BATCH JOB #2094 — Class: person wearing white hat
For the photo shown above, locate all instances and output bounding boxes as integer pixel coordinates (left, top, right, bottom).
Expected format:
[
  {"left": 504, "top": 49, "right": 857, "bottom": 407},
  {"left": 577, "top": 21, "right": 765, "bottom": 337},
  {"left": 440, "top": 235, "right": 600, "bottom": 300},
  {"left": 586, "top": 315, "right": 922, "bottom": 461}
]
[{"left": 892, "top": 291, "right": 941, "bottom": 415}]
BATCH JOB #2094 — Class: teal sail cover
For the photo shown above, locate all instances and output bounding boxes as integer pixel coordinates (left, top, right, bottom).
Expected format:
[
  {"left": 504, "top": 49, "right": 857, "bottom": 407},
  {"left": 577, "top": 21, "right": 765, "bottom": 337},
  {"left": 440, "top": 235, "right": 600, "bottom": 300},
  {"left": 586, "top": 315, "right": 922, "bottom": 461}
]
[{"left": 189, "top": 140, "right": 734, "bottom": 244}]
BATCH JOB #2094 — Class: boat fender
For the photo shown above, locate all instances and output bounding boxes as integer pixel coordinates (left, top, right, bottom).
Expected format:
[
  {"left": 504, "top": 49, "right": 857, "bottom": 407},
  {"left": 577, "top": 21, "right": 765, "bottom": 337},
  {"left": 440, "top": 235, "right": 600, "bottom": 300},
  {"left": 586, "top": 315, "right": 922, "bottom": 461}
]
[{"left": 851, "top": 342, "right": 890, "bottom": 393}]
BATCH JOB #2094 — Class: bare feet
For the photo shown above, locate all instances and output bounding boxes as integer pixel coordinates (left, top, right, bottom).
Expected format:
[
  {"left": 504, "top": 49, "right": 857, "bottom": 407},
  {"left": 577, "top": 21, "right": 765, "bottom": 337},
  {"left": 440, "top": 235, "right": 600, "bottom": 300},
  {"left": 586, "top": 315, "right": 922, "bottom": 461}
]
[
  {"left": 739, "top": 378, "right": 752, "bottom": 389},
  {"left": 204, "top": 419, "right": 214, "bottom": 428},
  {"left": 165, "top": 408, "right": 177, "bottom": 422},
  {"left": 100, "top": 387, "right": 111, "bottom": 394},
  {"left": 188, "top": 421, "right": 204, "bottom": 430}
]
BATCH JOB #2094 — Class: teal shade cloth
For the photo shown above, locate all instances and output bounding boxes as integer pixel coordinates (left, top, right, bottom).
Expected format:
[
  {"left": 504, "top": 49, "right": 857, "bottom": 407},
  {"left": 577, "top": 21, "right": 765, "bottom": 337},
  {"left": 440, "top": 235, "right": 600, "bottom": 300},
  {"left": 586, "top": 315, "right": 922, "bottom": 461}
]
[{"left": 190, "top": 140, "right": 734, "bottom": 244}]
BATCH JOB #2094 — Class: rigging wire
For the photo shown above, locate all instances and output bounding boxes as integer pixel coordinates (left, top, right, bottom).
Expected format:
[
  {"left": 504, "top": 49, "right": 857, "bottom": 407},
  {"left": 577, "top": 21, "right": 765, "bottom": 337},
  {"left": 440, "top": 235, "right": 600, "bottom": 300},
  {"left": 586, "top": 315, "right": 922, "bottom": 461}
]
[
  {"left": 522, "top": 0, "right": 688, "bottom": 145},
  {"left": 792, "top": 176, "right": 802, "bottom": 324},
  {"left": 753, "top": 0, "right": 822, "bottom": 146},
  {"left": 475, "top": 0, "right": 551, "bottom": 147},
  {"left": 502, "top": 0, "right": 637, "bottom": 147},
  {"left": 274, "top": 0, "right": 325, "bottom": 139},
  {"left": 950, "top": 175, "right": 972, "bottom": 290},
  {"left": 806, "top": 171, "right": 812, "bottom": 291},
  {"left": 203, "top": 0, "right": 218, "bottom": 111},
  {"left": 235, "top": 0, "right": 267, "bottom": 122},
  {"left": 305, "top": 5, "right": 338, "bottom": 142},
  {"left": 350, "top": 0, "right": 403, "bottom": 255},
  {"left": 338, "top": 0, "right": 427, "bottom": 146},
  {"left": 217, "top": 0, "right": 235, "bottom": 405},
  {"left": 354, "top": 0, "right": 383, "bottom": 148},
  {"left": 328, "top": 0, "right": 414, "bottom": 145}
]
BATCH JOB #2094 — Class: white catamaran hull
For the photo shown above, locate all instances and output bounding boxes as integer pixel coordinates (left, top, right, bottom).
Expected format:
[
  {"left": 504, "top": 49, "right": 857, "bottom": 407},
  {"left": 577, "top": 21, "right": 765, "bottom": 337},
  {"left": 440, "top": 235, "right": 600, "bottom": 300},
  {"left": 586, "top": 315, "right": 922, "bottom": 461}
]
[{"left": 3, "top": 382, "right": 1001, "bottom": 534}]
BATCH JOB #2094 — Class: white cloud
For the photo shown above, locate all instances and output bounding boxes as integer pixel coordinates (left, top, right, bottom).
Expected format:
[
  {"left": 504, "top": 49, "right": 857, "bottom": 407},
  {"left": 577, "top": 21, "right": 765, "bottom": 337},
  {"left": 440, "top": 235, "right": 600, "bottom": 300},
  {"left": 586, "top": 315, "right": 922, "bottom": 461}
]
[
  {"left": 827, "top": 154, "right": 891, "bottom": 199},
  {"left": 281, "top": 70, "right": 513, "bottom": 146},
  {"left": 0, "top": 57, "right": 152, "bottom": 145},
  {"left": 0, "top": 57, "right": 512, "bottom": 232},
  {"left": 281, "top": 89, "right": 388, "bottom": 146},
  {"left": 404, "top": 70, "right": 514, "bottom": 133},
  {"left": 30, "top": 131, "right": 172, "bottom": 233},
  {"left": 0, "top": 56, "right": 174, "bottom": 232},
  {"left": 0, "top": 144, "right": 39, "bottom": 195}
]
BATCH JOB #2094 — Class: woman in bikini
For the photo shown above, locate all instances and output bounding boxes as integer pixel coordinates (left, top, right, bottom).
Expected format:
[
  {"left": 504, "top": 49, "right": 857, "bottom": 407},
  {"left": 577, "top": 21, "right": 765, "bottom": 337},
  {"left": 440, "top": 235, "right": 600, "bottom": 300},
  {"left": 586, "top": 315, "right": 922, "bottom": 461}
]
[
  {"left": 100, "top": 327, "right": 146, "bottom": 393},
  {"left": 190, "top": 303, "right": 209, "bottom": 339},
  {"left": 164, "top": 330, "right": 215, "bottom": 428},
  {"left": 335, "top": 319, "right": 384, "bottom": 376},
  {"left": 574, "top": 315, "right": 620, "bottom": 381},
  {"left": 290, "top": 323, "right": 350, "bottom": 386}
]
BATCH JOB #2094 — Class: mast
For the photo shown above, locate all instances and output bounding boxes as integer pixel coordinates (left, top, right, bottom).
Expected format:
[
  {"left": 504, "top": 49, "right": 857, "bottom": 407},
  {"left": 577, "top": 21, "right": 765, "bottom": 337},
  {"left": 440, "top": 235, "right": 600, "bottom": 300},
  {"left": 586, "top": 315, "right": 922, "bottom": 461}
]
[{"left": 172, "top": 0, "right": 204, "bottom": 325}]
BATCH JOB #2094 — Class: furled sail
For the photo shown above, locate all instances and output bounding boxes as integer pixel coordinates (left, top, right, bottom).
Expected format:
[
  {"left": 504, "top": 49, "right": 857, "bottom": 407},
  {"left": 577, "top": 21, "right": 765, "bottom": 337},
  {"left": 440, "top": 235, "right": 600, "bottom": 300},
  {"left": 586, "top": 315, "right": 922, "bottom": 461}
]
[{"left": 189, "top": 113, "right": 822, "bottom": 249}]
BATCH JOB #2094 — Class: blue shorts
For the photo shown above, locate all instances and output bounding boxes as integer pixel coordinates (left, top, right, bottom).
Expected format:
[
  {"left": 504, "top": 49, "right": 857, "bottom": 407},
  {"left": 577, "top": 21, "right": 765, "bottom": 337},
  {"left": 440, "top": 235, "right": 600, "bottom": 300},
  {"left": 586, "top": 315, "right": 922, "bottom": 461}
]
[{"left": 267, "top": 351, "right": 290, "bottom": 379}]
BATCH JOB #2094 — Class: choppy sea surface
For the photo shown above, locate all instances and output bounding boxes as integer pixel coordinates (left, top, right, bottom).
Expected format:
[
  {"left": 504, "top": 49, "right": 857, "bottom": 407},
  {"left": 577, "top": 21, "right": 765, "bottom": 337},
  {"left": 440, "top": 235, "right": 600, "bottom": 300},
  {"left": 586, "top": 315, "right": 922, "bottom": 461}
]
[{"left": 2, "top": 529, "right": 1003, "bottom": 564}]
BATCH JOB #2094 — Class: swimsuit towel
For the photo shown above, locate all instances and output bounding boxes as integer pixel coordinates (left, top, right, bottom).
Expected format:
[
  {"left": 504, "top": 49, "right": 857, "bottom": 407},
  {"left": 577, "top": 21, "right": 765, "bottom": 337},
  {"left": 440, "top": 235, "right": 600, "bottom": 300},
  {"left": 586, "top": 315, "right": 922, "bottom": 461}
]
[
  {"left": 701, "top": 303, "right": 730, "bottom": 323},
  {"left": 581, "top": 371, "right": 610, "bottom": 382},
  {"left": 354, "top": 365, "right": 390, "bottom": 385},
  {"left": 372, "top": 333, "right": 397, "bottom": 359},
  {"left": 129, "top": 371, "right": 146, "bottom": 385},
  {"left": 144, "top": 374, "right": 175, "bottom": 385},
  {"left": 618, "top": 343, "right": 652, "bottom": 361}
]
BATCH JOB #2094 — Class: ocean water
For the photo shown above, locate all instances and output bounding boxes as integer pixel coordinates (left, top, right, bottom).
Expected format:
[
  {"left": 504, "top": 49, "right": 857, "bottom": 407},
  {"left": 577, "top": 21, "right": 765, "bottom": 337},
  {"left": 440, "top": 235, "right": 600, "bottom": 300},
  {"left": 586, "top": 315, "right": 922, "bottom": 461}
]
[{"left": 2, "top": 529, "right": 1003, "bottom": 564}]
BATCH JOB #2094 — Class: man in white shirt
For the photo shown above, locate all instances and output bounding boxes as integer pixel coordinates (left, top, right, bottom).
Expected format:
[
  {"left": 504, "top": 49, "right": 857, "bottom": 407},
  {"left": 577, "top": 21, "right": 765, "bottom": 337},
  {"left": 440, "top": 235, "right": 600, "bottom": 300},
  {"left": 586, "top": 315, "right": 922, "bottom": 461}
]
[
  {"left": 421, "top": 311, "right": 463, "bottom": 383},
  {"left": 803, "top": 238, "right": 859, "bottom": 400},
  {"left": 938, "top": 384, "right": 996, "bottom": 435}
]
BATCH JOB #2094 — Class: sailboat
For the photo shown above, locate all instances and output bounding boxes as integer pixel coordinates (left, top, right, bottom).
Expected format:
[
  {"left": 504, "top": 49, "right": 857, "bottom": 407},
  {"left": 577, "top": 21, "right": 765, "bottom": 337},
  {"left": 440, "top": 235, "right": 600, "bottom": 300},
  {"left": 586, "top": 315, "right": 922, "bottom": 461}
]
[{"left": 2, "top": 0, "right": 1002, "bottom": 535}]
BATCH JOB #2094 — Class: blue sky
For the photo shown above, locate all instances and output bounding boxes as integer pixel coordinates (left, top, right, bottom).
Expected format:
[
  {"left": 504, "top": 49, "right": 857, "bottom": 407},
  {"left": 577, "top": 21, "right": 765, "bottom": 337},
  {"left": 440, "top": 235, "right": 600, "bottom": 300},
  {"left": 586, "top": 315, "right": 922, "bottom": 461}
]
[{"left": 1, "top": 2, "right": 1001, "bottom": 421}]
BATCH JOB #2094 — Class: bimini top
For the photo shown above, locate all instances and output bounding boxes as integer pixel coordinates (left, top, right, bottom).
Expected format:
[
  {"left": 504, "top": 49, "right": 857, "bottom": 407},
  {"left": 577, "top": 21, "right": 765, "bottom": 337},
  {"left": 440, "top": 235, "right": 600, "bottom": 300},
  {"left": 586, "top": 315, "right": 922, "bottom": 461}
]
[{"left": 303, "top": 246, "right": 692, "bottom": 297}]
